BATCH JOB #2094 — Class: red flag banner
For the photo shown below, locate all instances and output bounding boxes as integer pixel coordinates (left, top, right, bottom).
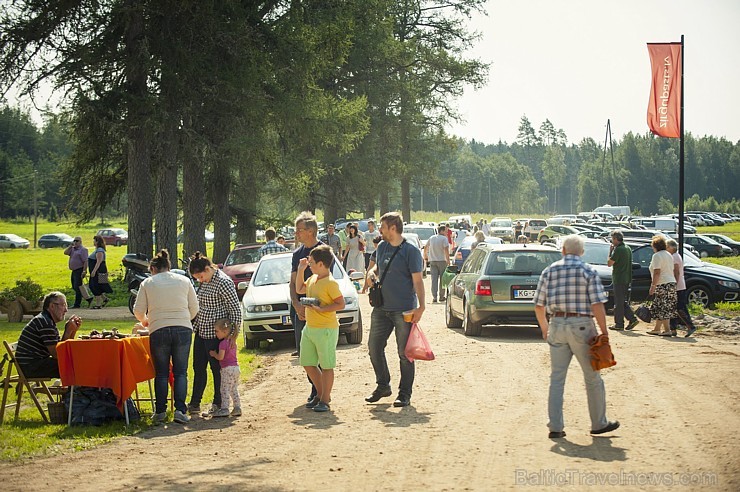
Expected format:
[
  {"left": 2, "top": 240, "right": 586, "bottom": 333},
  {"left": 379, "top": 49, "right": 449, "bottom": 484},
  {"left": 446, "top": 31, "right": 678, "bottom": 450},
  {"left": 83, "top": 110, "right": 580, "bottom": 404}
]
[{"left": 646, "top": 43, "right": 682, "bottom": 138}]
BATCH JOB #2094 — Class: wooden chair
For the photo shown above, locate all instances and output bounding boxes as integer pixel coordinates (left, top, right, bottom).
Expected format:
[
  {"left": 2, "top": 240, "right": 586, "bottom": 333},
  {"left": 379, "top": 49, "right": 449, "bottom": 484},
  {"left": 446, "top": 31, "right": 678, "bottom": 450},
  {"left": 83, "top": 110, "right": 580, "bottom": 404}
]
[{"left": 1, "top": 340, "right": 65, "bottom": 424}]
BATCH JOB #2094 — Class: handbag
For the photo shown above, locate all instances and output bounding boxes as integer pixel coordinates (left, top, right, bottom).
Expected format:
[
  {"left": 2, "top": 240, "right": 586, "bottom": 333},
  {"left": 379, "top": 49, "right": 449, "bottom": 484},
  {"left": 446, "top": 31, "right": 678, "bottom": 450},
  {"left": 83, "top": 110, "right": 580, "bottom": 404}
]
[
  {"left": 405, "top": 322, "right": 435, "bottom": 362},
  {"left": 98, "top": 272, "right": 110, "bottom": 284},
  {"left": 589, "top": 334, "right": 616, "bottom": 371},
  {"left": 635, "top": 304, "right": 652, "bottom": 323},
  {"left": 368, "top": 240, "right": 405, "bottom": 308},
  {"left": 79, "top": 283, "right": 93, "bottom": 300}
]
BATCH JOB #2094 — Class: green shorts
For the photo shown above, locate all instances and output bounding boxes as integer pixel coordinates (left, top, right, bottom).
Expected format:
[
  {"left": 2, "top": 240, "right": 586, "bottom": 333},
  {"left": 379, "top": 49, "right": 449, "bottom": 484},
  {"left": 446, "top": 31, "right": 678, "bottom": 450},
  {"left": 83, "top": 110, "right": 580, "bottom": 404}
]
[{"left": 299, "top": 326, "right": 339, "bottom": 369}]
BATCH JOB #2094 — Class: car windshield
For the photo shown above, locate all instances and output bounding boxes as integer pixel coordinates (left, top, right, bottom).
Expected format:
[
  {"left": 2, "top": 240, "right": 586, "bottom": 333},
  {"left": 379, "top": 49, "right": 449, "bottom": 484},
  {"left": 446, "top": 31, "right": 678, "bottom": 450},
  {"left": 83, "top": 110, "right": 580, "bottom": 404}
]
[
  {"left": 459, "top": 236, "right": 501, "bottom": 249},
  {"left": 492, "top": 219, "right": 512, "bottom": 227},
  {"left": 682, "top": 250, "right": 703, "bottom": 267},
  {"left": 485, "top": 251, "right": 561, "bottom": 275},
  {"left": 252, "top": 255, "right": 344, "bottom": 287},
  {"left": 6, "top": 234, "right": 24, "bottom": 241},
  {"left": 225, "top": 248, "right": 262, "bottom": 266},
  {"left": 405, "top": 227, "right": 435, "bottom": 240},
  {"left": 582, "top": 241, "right": 611, "bottom": 265}
]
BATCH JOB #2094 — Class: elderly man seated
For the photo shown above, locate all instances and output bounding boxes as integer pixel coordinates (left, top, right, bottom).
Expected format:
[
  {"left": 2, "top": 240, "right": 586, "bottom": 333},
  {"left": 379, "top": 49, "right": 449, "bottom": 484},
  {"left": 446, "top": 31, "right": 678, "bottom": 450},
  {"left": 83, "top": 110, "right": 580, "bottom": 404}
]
[{"left": 14, "top": 292, "right": 82, "bottom": 378}]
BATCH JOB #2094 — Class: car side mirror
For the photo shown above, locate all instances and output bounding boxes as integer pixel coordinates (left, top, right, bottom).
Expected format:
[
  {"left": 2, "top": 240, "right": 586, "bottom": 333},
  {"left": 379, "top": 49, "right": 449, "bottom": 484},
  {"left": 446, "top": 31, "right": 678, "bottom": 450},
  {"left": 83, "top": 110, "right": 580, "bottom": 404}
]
[
  {"left": 446, "top": 265, "right": 460, "bottom": 274},
  {"left": 632, "top": 263, "right": 641, "bottom": 270},
  {"left": 348, "top": 271, "right": 365, "bottom": 281},
  {"left": 238, "top": 281, "right": 248, "bottom": 291}
]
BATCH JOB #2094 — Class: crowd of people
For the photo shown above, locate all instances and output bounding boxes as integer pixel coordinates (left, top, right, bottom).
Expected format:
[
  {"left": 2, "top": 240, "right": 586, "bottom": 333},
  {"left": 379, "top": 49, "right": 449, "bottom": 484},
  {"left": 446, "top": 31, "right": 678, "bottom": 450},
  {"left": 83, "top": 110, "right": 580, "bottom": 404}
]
[{"left": 13, "top": 213, "right": 698, "bottom": 438}]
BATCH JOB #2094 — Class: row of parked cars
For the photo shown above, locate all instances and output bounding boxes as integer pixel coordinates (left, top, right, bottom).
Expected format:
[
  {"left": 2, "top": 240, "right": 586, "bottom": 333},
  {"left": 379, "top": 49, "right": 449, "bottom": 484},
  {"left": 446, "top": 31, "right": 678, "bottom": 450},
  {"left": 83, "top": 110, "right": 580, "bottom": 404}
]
[
  {"left": 0, "top": 229, "right": 129, "bottom": 249},
  {"left": 444, "top": 238, "right": 740, "bottom": 337}
]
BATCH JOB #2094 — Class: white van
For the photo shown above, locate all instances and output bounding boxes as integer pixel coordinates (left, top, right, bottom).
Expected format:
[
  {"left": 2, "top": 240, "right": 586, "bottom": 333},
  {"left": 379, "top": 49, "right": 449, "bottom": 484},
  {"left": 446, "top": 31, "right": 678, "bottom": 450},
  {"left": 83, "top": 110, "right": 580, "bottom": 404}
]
[
  {"left": 631, "top": 217, "right": 678, "bottom": 232},
  {"left": 593, "top": 204, "right": 631, "bottom": 217}
]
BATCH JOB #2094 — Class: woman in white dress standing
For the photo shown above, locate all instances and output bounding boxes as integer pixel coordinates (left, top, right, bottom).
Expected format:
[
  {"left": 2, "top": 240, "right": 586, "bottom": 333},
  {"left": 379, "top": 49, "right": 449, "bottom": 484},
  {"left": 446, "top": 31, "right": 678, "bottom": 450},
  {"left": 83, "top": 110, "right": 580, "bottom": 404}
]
[{"left": 343, "top": 224, "right": 366, "bottom": 273}]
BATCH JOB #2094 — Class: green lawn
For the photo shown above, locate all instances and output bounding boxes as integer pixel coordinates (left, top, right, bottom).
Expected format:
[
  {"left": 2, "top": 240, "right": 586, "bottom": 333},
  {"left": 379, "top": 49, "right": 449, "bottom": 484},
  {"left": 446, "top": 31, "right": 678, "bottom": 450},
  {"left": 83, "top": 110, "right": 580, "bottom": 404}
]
[{"left": 0, "top": 319, "right": 260, "bottom": 461}]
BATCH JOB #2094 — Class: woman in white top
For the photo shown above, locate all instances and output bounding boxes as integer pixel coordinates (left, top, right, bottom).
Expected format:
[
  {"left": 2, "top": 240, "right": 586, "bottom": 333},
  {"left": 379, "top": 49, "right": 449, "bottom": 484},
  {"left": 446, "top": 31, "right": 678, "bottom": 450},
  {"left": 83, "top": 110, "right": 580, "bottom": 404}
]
[
  {"left": 133, "top": 249, "right": 199, "bottom": 424},
  {"left": 647, "top": 236, "right": 678, "bottom": 336}
]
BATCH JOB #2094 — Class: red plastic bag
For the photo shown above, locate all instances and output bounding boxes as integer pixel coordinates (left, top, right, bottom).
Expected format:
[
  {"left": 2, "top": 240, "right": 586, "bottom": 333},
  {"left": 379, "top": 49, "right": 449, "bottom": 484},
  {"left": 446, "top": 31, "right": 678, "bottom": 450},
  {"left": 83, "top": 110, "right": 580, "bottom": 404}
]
[{"left": 405, "top": 323, "right": 435, "bottom": 362}]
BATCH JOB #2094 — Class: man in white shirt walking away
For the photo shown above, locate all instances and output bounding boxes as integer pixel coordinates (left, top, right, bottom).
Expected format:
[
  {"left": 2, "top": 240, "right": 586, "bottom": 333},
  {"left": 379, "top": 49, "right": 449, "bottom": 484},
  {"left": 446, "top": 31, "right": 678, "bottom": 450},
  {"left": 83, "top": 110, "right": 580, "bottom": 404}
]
[{"left": 424, "top": 224, "right": 451, "bottom": 303}]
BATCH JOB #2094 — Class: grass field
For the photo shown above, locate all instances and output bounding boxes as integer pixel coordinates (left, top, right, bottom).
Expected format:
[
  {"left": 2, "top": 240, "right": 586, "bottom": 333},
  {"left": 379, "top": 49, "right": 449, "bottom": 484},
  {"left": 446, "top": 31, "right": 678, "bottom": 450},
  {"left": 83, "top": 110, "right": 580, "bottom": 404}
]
[{"left": 0, "top": 318, "right": 260, "bottom": 460}]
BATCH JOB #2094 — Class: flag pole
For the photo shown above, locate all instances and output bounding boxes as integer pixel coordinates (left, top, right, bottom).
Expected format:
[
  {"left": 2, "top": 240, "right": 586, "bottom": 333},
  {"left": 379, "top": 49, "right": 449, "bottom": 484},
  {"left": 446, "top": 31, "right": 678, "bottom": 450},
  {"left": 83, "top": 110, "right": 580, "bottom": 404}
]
[{"left": 678, "top": 34, "right": 685, "bottom": 257}]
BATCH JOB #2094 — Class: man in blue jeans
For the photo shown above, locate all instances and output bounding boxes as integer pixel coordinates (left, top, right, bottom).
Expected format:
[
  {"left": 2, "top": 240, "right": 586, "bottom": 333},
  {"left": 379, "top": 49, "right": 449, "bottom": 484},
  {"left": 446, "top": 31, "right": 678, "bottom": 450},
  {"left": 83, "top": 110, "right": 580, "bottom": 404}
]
[
  {"left": 363, "top": 212, "right": 425, "bottom": 407},
  {"left": 534, "top": 234, "right": 620, "bottom": 439}
]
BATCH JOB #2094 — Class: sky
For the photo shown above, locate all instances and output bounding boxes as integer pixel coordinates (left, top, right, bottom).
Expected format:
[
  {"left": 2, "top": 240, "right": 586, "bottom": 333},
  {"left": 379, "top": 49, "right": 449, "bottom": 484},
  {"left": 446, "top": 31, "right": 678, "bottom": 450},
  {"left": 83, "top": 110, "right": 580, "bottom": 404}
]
[{"left": 445, "top": 0, "right": 740, "bottom": 145}]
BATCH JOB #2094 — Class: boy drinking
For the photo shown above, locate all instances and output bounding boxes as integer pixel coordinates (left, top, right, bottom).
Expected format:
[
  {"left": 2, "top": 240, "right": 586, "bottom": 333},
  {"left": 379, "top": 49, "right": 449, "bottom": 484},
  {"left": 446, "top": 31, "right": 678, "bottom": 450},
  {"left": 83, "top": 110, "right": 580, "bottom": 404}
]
[{"left": 296, "top": 245, "right": 345, "bottom": 412}]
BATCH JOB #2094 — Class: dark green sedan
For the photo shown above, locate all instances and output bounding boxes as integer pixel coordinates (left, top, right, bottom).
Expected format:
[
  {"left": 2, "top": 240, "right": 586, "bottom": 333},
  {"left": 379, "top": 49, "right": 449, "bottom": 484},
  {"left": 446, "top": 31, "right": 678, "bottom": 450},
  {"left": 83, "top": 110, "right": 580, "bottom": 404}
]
[{"left": 445, "top": 243, "right": 562, "bottom": 336}]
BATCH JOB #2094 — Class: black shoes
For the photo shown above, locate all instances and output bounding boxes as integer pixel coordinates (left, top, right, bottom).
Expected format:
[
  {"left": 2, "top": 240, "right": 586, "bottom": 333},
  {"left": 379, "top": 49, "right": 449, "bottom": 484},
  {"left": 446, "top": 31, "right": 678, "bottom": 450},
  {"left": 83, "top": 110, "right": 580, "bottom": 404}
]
[
  {"left": 685, "top": 326, "right": 697, "bottom": 337},
  {"left": 393, "top": 395, "right": 410, "bottom": 407},
  {"left": 365, "top": 387, "right": 392, "bottom": 403},
  {"left": 591, "top": 420, "right": 620, "bottom": 435},
  {"left": 548, "top": 431, "right": 566, "bottom": 439},
  {"left": 625, "top": 319, "right": 639, "bottom": 331},
  {"left": 305, "top": 396, "right": 320, "bottom": 409}
]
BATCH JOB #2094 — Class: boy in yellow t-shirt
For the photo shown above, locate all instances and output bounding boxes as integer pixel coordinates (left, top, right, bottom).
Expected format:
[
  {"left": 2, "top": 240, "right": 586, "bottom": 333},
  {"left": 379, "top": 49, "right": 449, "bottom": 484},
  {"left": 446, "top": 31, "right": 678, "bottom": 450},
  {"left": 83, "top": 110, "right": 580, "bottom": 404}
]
[{"left": 296, "top": 245, "right": 345, "bottom": 412}]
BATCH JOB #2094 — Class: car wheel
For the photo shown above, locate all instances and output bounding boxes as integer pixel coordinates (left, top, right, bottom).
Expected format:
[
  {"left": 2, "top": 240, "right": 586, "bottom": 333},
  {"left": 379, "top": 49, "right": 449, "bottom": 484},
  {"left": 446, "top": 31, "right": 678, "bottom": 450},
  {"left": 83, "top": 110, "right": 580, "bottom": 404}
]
[
  {"left": 462, "top": 301, "right": 483, "bottom": 337},
  {"left": 244, "top": 336, "right": 260, "bottom": 350},
  {"left": 115, "top": 240, "right": 121, "bottom": 247},
  {"left": 445, "top": 292, "right": 462, "bottom": 328},
  {"left": 347, "top": 311, "right": 363, "bottom": 344},
  {"left": 700, "top": 250, "right": 708, "bottom": 258},
  {"left": 733, "top": 248, "right": 740, "bottom": 256},
  {"left": 686, "top": 284, "right": 712, "bottom": 309},
  {"left": 539, "top": 236, "right": 548, "bottom": 244},
  {"left": 10, "top": 244, "right": 16, "bottom": 249}
]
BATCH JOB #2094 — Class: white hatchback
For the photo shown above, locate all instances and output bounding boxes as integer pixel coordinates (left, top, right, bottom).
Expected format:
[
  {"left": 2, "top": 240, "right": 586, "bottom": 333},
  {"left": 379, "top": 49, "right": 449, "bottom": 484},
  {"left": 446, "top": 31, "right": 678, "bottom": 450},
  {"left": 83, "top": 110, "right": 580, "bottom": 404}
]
[{"left": 240, "top": 252, "right": 362, "bottom": 349}]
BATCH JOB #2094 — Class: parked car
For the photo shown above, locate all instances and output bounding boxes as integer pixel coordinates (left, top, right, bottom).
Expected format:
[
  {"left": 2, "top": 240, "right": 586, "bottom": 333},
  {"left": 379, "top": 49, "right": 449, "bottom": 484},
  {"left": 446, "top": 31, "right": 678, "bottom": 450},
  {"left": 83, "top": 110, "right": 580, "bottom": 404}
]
[
  {"left": 453, "top": 235, "right": 504, "bottom": 269},
  {"left": 96, "top": 228, "right": 128, "bottom": 246},
  {"left": 221, "top": 243, "right": 264, "bottom": 299},
  {"left": 700, "top": 234, "right": 740, "bottom": 256},
  {"left": 241, "top": 252, "right": 362, "bottom": 348},
  {"left": 0, "top": 233, "right": 30, "bottom": 249},
  {"left": 445, "top": 243, "right": 562, "bottom": 336},
  {"left": 402, "top": 224, "right": 436, "bottom": 249},
  {"left": 627, "top": 244, "right": 740, "bottom": 308},
  {"left": 537, "top": 224, "right": 579, "bottom": 243},
  {"left": 523, "top": 219, "right": 547, "bottom": 241},
  {"left": 488, "top": 217, "right": 514, "bottom": 242},
  {"left": 676, "top": 234, "right": 726, "bottom": 258},
  {"left": 38, "top": 233, "right": 74, "bottom": 248},
  {"left": 177, "top": 229, "right": 214, "bottom": 243}
]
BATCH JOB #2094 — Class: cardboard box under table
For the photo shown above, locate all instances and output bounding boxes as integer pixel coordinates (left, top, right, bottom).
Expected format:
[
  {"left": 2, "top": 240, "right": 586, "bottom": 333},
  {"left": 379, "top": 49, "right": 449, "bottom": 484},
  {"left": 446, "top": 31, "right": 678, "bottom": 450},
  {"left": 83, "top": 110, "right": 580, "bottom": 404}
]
[{"left": 57, "top": 337, "right": 155, "bottom": 425}]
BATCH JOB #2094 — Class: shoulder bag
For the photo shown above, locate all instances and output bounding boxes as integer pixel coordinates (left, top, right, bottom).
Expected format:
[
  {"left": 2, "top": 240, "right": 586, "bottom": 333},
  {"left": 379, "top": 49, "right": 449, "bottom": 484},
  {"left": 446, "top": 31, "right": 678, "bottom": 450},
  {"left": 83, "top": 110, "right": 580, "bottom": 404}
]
[{"left": 368, "top": 240, "right": 405, "bottom": 308}]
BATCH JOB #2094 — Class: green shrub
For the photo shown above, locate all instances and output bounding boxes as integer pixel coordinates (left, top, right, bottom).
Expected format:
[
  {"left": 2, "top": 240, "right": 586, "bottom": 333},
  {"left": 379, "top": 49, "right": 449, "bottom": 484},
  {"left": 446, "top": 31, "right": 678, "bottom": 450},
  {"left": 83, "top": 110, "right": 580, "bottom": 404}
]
[
  {"left": 0, "top": 277, "right": 44, "bottom": 304},
  {"left": 715, "top": 302, "right": 740, "bottom": 312}
]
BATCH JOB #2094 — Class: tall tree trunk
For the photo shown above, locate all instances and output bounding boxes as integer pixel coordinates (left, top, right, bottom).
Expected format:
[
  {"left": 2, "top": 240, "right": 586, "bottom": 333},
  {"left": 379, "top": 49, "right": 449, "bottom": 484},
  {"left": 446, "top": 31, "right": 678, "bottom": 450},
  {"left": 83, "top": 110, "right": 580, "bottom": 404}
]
[
  {"left": 379, "top": 189, "right": 389, "bottom": 215},
  {"left": 183, "top": 146, "right": 206, "bottom": 258},
  {"left": 124, "top": 0, "right": 152, "bottom": 257},
  {"left": 364, "top": 199, "right": 375, "bottom": 220},
  {"left": 154, "top": 122, "right": 179, "bottom": 265},
  {"left": 235, "top": 164, "right": 257, "bottom": 244},
  {"left": 211, "top": 159, "right": 231, "bottom": 264},
  {"left": 401, "top": 176, "right": 411, "bottom": 222}
]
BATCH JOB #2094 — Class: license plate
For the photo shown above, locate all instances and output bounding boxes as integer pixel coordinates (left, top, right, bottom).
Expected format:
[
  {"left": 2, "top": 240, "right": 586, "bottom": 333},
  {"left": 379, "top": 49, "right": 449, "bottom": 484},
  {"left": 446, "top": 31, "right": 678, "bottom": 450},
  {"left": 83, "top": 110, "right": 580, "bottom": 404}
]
[
  {"left": 282, "top": 315, "right": 292, "bottom": 325},
  {"left": 513, "top": 289, "right": 535, "bottom": 299}
]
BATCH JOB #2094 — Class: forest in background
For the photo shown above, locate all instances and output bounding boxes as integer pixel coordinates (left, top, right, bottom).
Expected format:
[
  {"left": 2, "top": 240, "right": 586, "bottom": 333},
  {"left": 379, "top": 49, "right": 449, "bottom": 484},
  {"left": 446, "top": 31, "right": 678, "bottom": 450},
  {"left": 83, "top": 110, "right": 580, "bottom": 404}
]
[
  {"left": 2, "top": 106, "right": 738, "bottom": 225},
  {"left": 1, "top": 2, "right": 738, "bottom": 264}
]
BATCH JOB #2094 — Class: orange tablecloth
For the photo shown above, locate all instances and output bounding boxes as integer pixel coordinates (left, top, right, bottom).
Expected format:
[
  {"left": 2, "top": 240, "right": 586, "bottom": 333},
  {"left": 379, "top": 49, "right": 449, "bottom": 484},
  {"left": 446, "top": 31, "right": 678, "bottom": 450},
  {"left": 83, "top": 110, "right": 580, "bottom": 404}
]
[{"left": 57, "top": 337, "right": 155, "bottom": 411}]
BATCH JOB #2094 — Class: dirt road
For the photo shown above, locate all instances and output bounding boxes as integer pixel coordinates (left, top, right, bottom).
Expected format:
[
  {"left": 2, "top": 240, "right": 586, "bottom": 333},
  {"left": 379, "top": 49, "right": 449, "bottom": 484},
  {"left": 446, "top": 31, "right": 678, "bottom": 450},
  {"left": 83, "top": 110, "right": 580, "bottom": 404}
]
[{"left": 3, "top": 279, "right": 739, "bottom": 491}]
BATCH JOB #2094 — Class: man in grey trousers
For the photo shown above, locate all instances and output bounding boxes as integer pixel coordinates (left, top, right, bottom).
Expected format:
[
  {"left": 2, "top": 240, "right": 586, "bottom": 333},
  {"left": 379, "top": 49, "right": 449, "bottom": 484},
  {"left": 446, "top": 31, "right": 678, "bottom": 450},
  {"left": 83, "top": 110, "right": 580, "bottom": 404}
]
[{"left": 423, "top": 224, "right": 451, "bottom": 303}]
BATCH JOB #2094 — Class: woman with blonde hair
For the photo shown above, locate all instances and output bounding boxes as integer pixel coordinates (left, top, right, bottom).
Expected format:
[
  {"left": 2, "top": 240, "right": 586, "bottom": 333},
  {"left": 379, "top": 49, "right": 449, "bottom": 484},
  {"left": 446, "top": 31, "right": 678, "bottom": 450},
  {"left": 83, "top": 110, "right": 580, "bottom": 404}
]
[{"left": 647, "top": 236, "right": 677, "bottom": 336}]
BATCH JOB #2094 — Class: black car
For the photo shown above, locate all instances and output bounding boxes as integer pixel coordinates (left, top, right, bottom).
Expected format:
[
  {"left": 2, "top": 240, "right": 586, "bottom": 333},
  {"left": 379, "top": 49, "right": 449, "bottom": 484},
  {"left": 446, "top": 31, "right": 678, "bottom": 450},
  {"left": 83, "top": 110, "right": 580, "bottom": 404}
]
[
  {"left": 627, "top": 244, "right": 740, "bottom": 307},
  {"left": 585, "top": 240, "right": 740, "bottom": 309},
  {"left": 701, "top": 234, "right": 740, "bottom": 256},
  {"left": 38, "top": 233, "right": 74, "bottom": 248},
  {"left": 676, "top": 234, "right": 726, "bottom": 258}
]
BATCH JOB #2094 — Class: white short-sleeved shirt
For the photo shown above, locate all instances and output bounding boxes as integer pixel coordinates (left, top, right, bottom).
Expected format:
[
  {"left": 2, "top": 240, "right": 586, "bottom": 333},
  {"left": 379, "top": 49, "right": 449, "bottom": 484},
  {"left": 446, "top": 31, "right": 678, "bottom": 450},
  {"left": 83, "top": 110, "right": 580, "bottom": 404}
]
[{"left": 649, "top": 250, "right": 676, "bottom": 285}]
